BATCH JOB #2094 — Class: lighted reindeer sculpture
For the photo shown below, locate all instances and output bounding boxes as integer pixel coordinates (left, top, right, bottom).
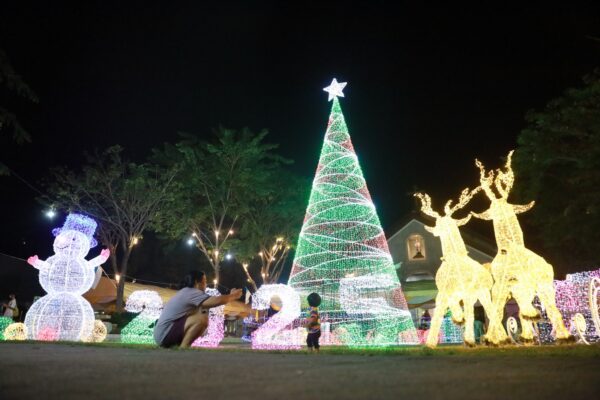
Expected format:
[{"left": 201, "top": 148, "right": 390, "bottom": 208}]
[
  {"left": 471, "top": 151, "right": 570, "bottom": 344},
  {"left": 415, "top": 188, "right": 496, "bottom": 348}
]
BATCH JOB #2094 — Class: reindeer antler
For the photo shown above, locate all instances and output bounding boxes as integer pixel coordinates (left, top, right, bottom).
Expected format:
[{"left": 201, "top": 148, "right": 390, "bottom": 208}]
[
  {"left": 475, "top": 158, "right": 497, "bottom": 200},
  {"left": 494, "top": 150, "right": 515, "bottom": 199},
  {"left": 443, "top": 186, "right": 482, "bottom": 216},
  {"left": 414, "top": 192, "right": 440, "bottom": 219}
]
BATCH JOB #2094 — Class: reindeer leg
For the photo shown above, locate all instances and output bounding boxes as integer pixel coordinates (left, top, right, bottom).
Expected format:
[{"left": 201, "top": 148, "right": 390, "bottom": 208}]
[
  {"left": 518, "top": 312, "right": 535, "bottom": 343},
  {"left": 479, "top": 289, "right": 506, "bottom": 345},
  {"left": 449, "top": 296, "right": 464, "bottom": 324},
  {"left": 463, "top": 297, "right": 475, "bottom": 346},
  {"left": 486, "top": 284, "right": 510, "bottom": 345},
  {"left": 426, "top": 294, "right": 447, "bottom": 348}
]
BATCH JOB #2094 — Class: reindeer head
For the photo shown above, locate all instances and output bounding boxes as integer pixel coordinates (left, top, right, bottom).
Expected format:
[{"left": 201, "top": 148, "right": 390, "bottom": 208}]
[
  {"left": 415, "top": 187, "right": 480, "bottom": 237},
  {"left": 475, "top": 150, "right": 515, "bottom": 201}
]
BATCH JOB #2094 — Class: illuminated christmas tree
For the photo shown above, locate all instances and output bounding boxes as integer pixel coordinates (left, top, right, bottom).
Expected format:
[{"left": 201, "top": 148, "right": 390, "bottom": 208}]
[{"left": 288, "top": 79, "right": 417, "bottom": 346}]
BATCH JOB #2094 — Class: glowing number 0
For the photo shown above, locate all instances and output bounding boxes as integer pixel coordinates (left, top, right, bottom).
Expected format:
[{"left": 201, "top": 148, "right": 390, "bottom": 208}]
[
  {"left": 251, "top": 284, "right": 301, "bottom": 350},
  {"left": 121, "top": 290, "right": 163, "bottom": 344},
  {"left": 192, "top": 288, "right": 225, "bottom": 348}
]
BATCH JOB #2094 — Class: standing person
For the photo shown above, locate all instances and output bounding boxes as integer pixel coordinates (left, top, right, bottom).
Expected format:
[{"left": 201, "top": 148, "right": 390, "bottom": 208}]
[
  {"left": 305, "top": 293, "right": 321, "bottom": 352},
  {"left": 153, "top": 271, "right": 242, "bottom": 348},
  {"left": 3, "top": 294, "right": 18, "bottom": 321}
]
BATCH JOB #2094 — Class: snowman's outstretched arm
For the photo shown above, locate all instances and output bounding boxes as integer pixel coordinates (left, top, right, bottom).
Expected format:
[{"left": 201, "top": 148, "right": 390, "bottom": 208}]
[
  {"left": 27, "top": 255, "right": 50, "bottom": 271},
  {"left": 88, "top": 248, "right": 110, "bottom": 269}
]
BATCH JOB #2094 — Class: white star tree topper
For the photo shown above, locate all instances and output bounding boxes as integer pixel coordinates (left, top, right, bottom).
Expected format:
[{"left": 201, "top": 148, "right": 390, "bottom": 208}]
[{"left": 323, "top": 78, "right": 347, "bottom": 101}]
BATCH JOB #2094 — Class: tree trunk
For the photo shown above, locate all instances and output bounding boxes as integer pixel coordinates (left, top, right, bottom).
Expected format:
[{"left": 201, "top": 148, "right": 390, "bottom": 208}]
[
  {"left": 115, "top": 247, "right": 133, "bottom": 312},
  {"left": 115, "top": 277, "right": 126, "bottom": 313}
]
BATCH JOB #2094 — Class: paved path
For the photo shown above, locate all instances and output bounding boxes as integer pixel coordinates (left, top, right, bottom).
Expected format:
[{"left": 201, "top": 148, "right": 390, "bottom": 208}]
[{"left": 1, "top": 343, "right": 599, "bottom": 400}]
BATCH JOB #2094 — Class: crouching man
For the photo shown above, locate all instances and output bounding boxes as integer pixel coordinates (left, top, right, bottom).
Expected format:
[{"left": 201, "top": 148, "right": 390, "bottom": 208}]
[{"left": 154, "top": 271, "right": 242, "bottom": 348}]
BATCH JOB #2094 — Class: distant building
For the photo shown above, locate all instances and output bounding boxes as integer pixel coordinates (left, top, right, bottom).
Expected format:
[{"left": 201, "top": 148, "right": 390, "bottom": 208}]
[{"left": 386, "top": 212, "right": 496, "bottom": 327}]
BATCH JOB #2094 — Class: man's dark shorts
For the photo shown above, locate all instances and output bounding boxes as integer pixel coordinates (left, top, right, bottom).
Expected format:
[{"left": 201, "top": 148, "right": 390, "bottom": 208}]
[
  {"left": 160, "top": 315, "right": 187, "bottom": 347},
  {"left": 307, "top": 331, "right": 321, "bottom": 349}
]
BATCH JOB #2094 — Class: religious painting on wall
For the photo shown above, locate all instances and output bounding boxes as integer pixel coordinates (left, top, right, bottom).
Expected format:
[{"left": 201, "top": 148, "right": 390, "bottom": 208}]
[{"left": 407, "top": 234, "right": 426, "bottom": 261}]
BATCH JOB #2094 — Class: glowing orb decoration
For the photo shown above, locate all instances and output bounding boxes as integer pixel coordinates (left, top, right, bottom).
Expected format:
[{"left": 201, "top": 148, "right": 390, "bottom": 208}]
[
  {"left": 192, "top": 288, "right": 225, "bottom": 348},
  {"left": 122, "top": 290, "right": 163, "bottom": 344},
  {"left": 288, "top": 88, "right": 416, "bottom": 347},
  {"left": 25, "top": 213, "right": 109, "bottom": 341},
  {"left": 87, "top": 320, "right": 108, "bottom": 343},
  {"left": 4, "top": 322, "right": 27, "bottom": 341},
  {"left": 26, "top": 293, "right": 96, "bottom": 341},
  {"left": 471, "top": 151, "right": 570, "bottom": 344},
  {"left": 252, "top": 284, "right": 302, "bottom": 350},
  {"left": 0, "top": 317, "right": 14, "bottom": 340},
  {"left": 415, "top": 188, "right": 497, "bottom": 348}
]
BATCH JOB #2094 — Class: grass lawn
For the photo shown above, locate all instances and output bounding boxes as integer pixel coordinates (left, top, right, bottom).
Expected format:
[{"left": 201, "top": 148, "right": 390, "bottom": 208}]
[{"left": 1, "top": 341, "right": 599, "bottom": 399}]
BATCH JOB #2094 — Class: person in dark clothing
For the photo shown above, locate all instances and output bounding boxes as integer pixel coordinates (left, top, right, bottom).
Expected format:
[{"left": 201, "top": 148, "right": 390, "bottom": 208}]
[{"left": 305, "top": 292, "right": 321, "bottom": 352}]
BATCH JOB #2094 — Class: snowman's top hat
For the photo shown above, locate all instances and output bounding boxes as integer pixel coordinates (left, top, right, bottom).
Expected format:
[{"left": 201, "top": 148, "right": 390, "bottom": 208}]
[{"left": 52, "top": 213, "right": 99, "bottom": 247}]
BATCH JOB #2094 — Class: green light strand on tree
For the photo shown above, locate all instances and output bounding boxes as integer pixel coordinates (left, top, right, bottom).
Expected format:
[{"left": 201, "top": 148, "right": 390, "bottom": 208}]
[{"left": 289, "top": 94, "right": 417, "bottom": 347}]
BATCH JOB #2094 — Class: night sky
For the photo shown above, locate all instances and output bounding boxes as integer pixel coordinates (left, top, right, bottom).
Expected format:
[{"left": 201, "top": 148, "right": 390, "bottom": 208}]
[{"left": 1, "top": 3, "right": 600, "bottom": 275}]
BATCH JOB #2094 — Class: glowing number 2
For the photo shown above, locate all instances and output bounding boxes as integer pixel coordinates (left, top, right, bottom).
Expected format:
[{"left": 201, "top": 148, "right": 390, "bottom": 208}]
[
  {"left": 121, "top": 290, "right": 163, "bottom": 344},
  {"left": 251, "top": 284, "right": 301, "bottom": 350},
  {"left": 192, "top": 288, "right": 225, "bottom": 348}
]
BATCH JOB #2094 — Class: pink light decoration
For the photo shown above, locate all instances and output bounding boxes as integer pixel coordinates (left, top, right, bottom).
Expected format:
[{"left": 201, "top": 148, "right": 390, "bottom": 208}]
[
  {"left": 251, "top": 284, "right": 302, "bottom": 350},
  {"left": 37, "top": 327, "right": 59, "bottom": 341},
  {"left": 192, "top": 288, "right": 225, "bottom": 348},
  {"left": 554, "top": 268, "right": 600, "bottom": 342}
]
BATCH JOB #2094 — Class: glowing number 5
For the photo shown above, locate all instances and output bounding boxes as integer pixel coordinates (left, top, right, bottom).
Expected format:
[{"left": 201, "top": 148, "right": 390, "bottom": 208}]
[
  {"left": 251, "top": 284, "right": 301, "bottom": 350},
  {"left": 192, "top": 288, "right": 225, "bottom": 348},
  {"left": 121, "top": 290, "right": 163, "bottom": 344}
]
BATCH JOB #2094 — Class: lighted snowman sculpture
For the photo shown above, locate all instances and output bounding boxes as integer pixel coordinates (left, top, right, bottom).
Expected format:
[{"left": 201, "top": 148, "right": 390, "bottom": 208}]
[{"left": 25, "top": 213, "right": 110, "bottom": 341}]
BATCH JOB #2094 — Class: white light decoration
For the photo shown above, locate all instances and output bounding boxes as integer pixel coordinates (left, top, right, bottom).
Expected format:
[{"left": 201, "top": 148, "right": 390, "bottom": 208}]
[
  {"left": 506, "top": 317, "right": 520, "bottom": 344},
  {"left": 323, "top": 78, "right": 347, "bottom": 101},
  {"left": 288, "top": 84, "right": 417, "bottom": 347},
  {"left": 573, "top": 313, "right": 589, "bottom": 345},
  {"left": 192, "top": 288, "right": 225, "bottom": 348},
  {"left": 339, "top": 274, "right": 412, "bottom": 320},
  {"left": 415, "top": 189, "right": 497, "bottom": 348},
  {"left": 251, "top": 284, "right": 302, "bottom": 350},
  {"left": 4, "top": 322, "right": 27, "bottom": 341},
  {"left": 25, "top": 213, "right": 109, "bottom": 341},
  {"left": 122, "top": 290, "right": 163, "bottom": 344},
  {"left": 472, "top": 151, "right": 570, "bottom": 344}
]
